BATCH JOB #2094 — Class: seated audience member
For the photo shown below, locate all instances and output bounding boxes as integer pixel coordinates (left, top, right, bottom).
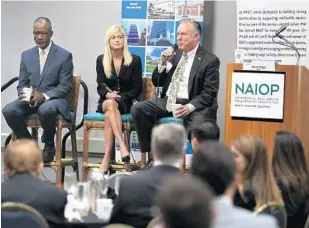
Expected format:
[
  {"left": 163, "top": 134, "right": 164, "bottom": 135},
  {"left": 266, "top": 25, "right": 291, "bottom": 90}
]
[
  {"left": 154, "top": 175, "right": 214, "bottom": 228},
  {"left": 109, "top": 123, "right": 186, "bottom": 228},
  {"left": 231, "top": 135, "right": 286, "bottom": 228},
  {"left": 131, "top": 18, "right": 220, "bottom": 168},
  {"left": 2, "top": 17, "right": 73, "bottom": 163},
  {"left": 190, "top": 121, "right": 220, "bottom": 151},
  {"left": 272, "top": 130, "right": 309, "bottom": 228},
  {"left": 96, "top": 25, "right": 142, "bottom": 173},
  {"left": 191, "top": 142, "right": 277, "bottom": 228},
  {"left": 1, "top": 140, "right": 67, "bottom": 228}
]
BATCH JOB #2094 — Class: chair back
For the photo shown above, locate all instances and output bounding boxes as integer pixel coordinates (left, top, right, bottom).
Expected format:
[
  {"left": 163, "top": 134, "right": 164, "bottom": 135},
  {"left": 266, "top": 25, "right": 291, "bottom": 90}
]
[
  {"left": 254, "top": 202, "right": 287, "bottom": 228},
  {"left": 139, "top": 77, "right": 156, "bottom": 101},
  {"left": 108, "top": 172, "right": 132, "bottom": 195},
  {"left": 68, "top": 74, "right": 81, "bottom": 120},
  {"left": 2, "top": 202, "right": 49, "bottom": 228}
]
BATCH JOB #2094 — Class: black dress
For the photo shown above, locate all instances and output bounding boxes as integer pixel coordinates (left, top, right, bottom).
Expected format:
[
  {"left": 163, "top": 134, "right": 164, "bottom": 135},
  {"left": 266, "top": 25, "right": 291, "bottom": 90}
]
[{"left": 96, "top": 54, "right": 142, "bottom": 114}]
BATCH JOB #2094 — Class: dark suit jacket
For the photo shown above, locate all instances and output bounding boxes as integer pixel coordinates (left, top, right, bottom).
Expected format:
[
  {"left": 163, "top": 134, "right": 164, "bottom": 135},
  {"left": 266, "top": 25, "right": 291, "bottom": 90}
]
[
  {"left": 96, "top": 54, "right": 143, "bottom": 114},
  {"left": 17, "top": 42, "right": 73, "bottom": 120},
  {"left": 109, "top": 165, "right": 180, "bottom": 228},
  {"left": 1, "top": 172, "right": 67, "bottom": 228},
  {"left": 152, "top": 46, "right": 220, "bottom": 121}
]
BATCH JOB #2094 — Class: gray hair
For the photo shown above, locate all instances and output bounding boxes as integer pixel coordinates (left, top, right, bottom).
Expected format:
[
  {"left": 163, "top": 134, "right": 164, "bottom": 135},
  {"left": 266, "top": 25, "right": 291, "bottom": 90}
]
[
  {"left": 179, "top": 18, "right": 201, "bottom": 36},
  {"left": 33, "top": 17, "right": 52, "bottom": 31},
  {"left": 151, "top": 123, "right": 187, "bottom": 164}
]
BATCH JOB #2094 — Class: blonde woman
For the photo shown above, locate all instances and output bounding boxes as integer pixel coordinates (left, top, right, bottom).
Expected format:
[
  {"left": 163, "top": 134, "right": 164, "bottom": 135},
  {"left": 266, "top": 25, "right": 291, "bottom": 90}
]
[
  {"left": 231, "top": 135, "right": 287, "bottom": 228},
  {"left": 96, "top": 25, "right": 142, "bottom": 173}
]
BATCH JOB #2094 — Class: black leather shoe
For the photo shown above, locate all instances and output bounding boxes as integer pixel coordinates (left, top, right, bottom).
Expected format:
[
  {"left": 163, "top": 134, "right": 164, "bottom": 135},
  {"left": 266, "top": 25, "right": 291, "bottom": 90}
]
[{"left": 43, "top": 144, "right": 55, "bottom": 163}]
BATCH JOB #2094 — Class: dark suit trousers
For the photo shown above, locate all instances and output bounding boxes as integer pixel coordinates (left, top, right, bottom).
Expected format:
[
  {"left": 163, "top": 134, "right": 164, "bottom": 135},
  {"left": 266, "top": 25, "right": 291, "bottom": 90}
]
[
  {"left": 2, "top": 99, "right": 61, "bottom": 143},
  {"left": 131, "top": 98, "right": 208, "bottom": 152}
]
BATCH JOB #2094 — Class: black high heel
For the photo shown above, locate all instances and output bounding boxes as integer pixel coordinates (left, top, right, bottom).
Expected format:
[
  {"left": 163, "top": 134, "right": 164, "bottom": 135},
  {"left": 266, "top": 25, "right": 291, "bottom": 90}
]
[
  {"left": 121, "top": 155, "right": 130, "bottom": 163},
  {"left": 122, "top": 155, "right": 131, "bottom": 171}
]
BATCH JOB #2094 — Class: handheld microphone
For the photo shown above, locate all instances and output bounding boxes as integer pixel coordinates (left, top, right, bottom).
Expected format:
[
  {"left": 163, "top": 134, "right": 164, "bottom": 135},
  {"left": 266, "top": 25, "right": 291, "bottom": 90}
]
[
  {"left": 102, "top": 83, "right": 113, "bottom": 93},
  {"left": 161, "top": 44, "right": 178, "bottom": 64},
  {"left": 275, "top": 25, "right": 287, "bottom": 37}
]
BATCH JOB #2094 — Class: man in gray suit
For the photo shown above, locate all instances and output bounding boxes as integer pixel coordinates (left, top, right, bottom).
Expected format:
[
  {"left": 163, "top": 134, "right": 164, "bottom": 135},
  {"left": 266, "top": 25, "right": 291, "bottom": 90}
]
[
  {"left": 191, "top": 142, "right": 278, "bottom": 228},
  {"left": 2, "top": 17, "right": 73, "bottom": 162}
]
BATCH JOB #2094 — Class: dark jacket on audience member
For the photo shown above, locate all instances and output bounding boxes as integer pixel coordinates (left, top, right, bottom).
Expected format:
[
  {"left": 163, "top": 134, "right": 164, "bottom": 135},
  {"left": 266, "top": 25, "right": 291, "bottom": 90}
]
[
  {"left": 1, "top": 172, "right": 67, "bottom": 228},
  {"left": 109, "top": 165, "right": 180, "bottom": 228},
  {"left": 277, "top": 180, "right": 309, "bottom": 228}
]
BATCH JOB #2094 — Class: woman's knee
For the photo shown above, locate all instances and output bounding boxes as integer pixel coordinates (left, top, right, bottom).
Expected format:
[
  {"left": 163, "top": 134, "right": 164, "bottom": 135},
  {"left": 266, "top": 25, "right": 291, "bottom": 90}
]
[{"left": 103, "top": 100, "right": 118, "bottom": 112}]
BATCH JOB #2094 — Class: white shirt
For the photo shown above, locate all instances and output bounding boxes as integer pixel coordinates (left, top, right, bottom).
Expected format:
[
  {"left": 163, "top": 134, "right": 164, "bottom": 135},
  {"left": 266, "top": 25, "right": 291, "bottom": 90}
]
[
  {"left": 158, "top": 44, "right": 199, "bottom": 112},
  {"left": 38, "top": 41, "right": 52, "bottom": 101},
  {"left": 153, "top": 159, "right": 181, "bottom": 169}
]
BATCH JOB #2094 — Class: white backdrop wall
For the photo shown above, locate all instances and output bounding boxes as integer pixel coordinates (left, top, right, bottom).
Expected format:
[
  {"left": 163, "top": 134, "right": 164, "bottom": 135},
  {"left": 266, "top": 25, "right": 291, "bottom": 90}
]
[
  {"left": 1, "top": 1, "right": 122, "bottom": 152},
  {"left": 1, "top": 1, "right": 237, "bottom": 152}
]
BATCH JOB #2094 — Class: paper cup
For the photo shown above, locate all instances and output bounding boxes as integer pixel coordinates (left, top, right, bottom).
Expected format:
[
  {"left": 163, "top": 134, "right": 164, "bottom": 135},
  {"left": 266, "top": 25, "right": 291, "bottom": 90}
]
[
  {"left": 234, "top": 49, "right": 246, "bottom": 64},
  {"left": 22, "top": 87, "right": 32, "bottom": 102},
  {"left": 96, "top": 198, "right": 113, "bottom": 221},
  {"left": 172, "top": 104, "right": 182, "bottom": 117}
]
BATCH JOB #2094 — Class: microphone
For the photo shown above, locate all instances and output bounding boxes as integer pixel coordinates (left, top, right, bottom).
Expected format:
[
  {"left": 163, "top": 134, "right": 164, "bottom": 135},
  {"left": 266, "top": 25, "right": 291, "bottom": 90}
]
[
  {"left": 275, "top": 25, "right": 287, "bottom": 37},
  {"left": 161, "top": 44, "right": 178, "bottom": 64},
  {"left": 102, "top": 83, "right": 113, "bottom": 93}
]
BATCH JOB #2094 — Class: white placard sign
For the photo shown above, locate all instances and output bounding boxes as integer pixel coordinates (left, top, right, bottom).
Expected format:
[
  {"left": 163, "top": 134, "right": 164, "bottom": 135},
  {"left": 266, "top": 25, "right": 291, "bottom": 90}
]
[
  {"left": 230, "top": 71, "right": 285, "bottom": 119},
  {"left": 237, "top": 0, "right": 309, "bottom": 68}
]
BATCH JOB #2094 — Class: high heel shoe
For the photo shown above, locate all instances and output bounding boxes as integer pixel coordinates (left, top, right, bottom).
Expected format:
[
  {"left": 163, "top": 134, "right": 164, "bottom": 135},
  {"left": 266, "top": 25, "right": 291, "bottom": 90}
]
[{"left": 122, "top": 155, "right": 131, "bottom": 171}]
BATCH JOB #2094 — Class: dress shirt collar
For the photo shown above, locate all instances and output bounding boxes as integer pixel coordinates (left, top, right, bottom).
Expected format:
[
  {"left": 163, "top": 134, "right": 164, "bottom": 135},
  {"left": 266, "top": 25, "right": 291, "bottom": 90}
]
[
  {"left": 153, "top": 159, "right": 181, "bottom": 169},
  {"left": 38, "top": 40, "right": 52, "bottom": 56},
  {"left": 183, "top": 44, "right": 199, "bottom": 58}
]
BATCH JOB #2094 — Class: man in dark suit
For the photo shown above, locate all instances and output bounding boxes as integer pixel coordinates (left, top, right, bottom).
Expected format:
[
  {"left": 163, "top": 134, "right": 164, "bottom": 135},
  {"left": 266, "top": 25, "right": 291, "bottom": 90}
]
[
  {"left": 2, "top": 140, "right": 67, "bottom": 228},
  {"left": 109, "top": 123, "right": 186, "bottom": 228},
  {"left": 131, "top": 18, "right": 220, "bottom": 166},
  {"left": 2, "top": 17, "right": 73, "bottom": 162}
]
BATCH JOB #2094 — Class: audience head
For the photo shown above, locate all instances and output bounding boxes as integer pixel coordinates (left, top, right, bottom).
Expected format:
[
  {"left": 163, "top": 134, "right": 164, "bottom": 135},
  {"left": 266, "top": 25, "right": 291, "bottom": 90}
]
[
  {"left": 231, "top": 135, "right": 283, "bottom": 207},
  {"left": 155, "top": 175, "right": 213, "bottom": 228},
  {"left": 33, "top": 17, "right": 53, "bottom": 50},
  {"left": 151, "top": 123, "right": 186, "bottom": 166},
  {"left": 190, "top": 121, "right": 220, "bottom": 151},
  {"left": 177, "top": 18, "right": 201, "bottom": 53},
  {"left": 272, "top": 130, "right": 309, "bottom": 198},
  {"left": 3, "top": 140, "right": 43, "bottom": 177},
  {"left": 103, "top": 25, "right": 132, "bottom": 78},
  {"left": 191, "top": 142, "right": 236, "bottom": 197}
]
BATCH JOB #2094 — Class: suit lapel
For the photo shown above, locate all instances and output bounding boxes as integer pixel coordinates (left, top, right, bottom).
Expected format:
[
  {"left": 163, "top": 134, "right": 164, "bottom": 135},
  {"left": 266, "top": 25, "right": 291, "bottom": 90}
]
[
  {"left": 34, "top": 48, "right": 41, "bottom": 82},
  {"left": 39, "top": 43, "right": 57, "bottom": 86},
  {"left": 188, "top": 46, "right": 204, "bottom": 94}
]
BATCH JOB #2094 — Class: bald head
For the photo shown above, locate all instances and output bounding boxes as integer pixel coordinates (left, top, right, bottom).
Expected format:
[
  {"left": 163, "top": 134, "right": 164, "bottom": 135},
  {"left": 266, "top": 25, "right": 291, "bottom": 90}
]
[{"left": 4, "top": 140, "right": 43, "bottom": 177}]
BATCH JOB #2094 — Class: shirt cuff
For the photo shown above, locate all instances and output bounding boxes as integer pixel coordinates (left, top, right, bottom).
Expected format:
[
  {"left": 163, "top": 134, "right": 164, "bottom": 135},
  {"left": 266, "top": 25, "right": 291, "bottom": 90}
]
[
  {"left": 43, "top": 93, "right": 50, "bottom": 101},
  {"left": 187, "top": 103, "right": 196, "bottom": 113},
  {"left": 158, "top": 61, "right": 173, "bottom": 73}
]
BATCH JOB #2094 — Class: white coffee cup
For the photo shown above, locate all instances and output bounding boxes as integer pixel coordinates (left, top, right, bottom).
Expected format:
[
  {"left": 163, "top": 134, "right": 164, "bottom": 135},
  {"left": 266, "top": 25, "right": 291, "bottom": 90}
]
[
  {"left": 21, "top": 87, "right": 32, "bottom": 102},
  {"left": 171, "top": 104, "right": 182, "bottom": 117},
  {"left": 234, "top": 49, "right": 247, "bottom": 64},
  {"left": 96, "top": 198, "right": 113, "bottom": 221}
]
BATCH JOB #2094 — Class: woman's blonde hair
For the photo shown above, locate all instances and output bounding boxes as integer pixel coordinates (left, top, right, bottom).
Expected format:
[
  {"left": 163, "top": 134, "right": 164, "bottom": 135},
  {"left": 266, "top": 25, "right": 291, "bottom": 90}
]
[
  {"left": 232, "top": 135, "right": 284, "bottom": 209},
  {"left": 103, "top": 25, "right": 132, "bottom": 78}
]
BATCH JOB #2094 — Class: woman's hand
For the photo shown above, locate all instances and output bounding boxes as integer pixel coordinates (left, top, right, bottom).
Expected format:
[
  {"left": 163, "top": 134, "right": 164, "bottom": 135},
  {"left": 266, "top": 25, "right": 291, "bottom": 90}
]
[{"left": 106, "top": 91, "right": 121, "bottom": 100}]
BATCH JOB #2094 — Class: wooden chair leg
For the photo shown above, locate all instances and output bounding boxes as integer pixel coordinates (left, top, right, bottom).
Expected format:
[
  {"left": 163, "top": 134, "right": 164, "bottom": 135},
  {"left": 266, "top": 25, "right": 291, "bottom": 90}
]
[
  {"left": 55, "top": 124, "right": 63, "bottom": 185},
  {"left": 141, "top": 153, "right": 147, "bottom": 169},
  {"left": 70, "top": 126, "right": 79, "bottom": 181},
  {"left": 82, "top": 125, "right": 90, "bottom": 182}
]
